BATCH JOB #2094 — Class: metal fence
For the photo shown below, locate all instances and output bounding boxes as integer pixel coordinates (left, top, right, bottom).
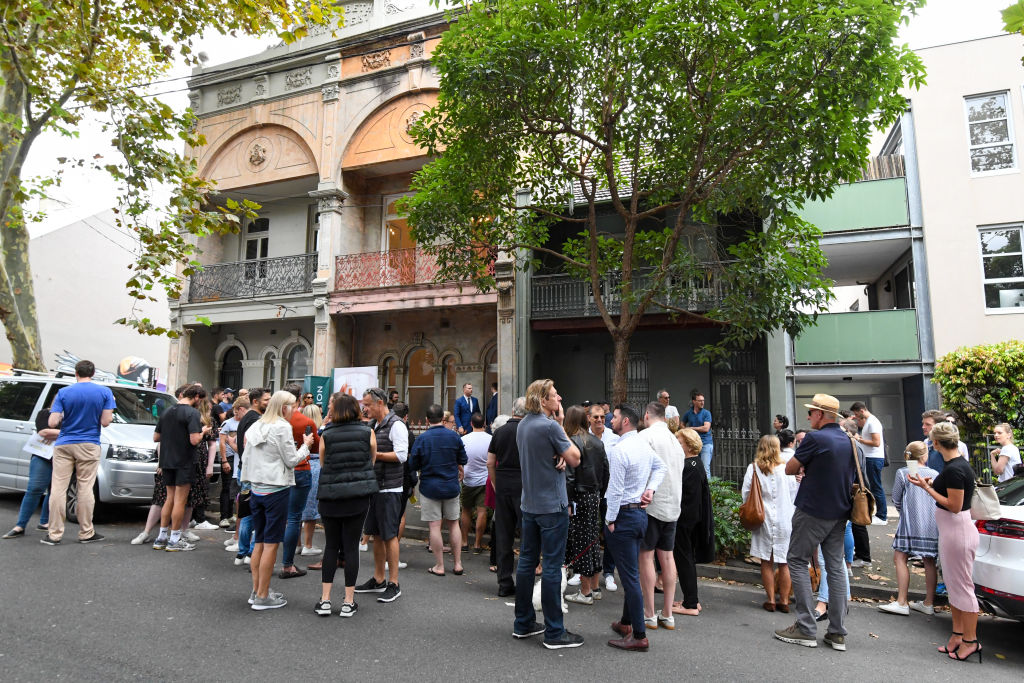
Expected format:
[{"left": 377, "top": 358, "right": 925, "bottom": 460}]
[{"left": 187, "top": 253, "right": 317, "bottom": 302}]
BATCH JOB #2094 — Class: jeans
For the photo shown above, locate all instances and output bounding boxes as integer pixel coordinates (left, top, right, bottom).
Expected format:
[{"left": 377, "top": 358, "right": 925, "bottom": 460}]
[
  {"left": 699, "top": 443, "right": 714, "bottom": 479},
  {"left": 219, "top": 457, "right": 236, "bottom": 521},
  {"left": 817, "top": 522, "right": 853, "bottom": 602},
  {"left": 493, "top": 488, "right": 522, "bottom": 592},
  {"left": 605, "top": 508, "right": 649, "bottom": 636},
  {"left": 514, "top": 508, "right": 570, "bottom": 641},
  {"left": 237, "top": 514, "right": 254, "bottom": 556},
  {"left": 788, "top": 509, "right": 848, "bottom": 637},
  {"left": 17, "top": 455, "right": 52, "bottom": 528},
  {"left": 865, "top": 458, "right": 886, "bottom": 520},
  {"left": 282, "top": 469, "right": 312, "bottom": 567}
]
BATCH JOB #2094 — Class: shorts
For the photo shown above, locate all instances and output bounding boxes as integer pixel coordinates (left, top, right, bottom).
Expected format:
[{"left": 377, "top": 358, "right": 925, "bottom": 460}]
[
  {"left": 641, "top": 516, "right": 678, "bottom": 552},
  {"left": 162, "top": 467, "right": 193, "bottom": 487},
  {"left": 460, "top": 484, "right": 487, "bottom": 511},
  {"left": 362, "top": 492, "right": 403, "bottom": 541},
  {"left": 420, "top": 495, "right": 461, "bottom": 522},
  {"left": 251, "top": 488, "right": 290, "bottom": 544}
]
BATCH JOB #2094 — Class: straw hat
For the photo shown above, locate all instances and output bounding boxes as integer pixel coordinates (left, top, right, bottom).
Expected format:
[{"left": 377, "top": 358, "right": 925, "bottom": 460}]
[{"left": 803, "top": 393, "right": 841, "bottom": 416}]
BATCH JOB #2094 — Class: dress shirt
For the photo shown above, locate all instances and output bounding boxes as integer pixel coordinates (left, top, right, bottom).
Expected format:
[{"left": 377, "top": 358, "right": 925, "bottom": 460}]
[
  {"left": 590, "top": 427, "right": 620, "bottom": 449},
  {"left": 604, "top": 430, "right": 666, "bottom": 524},
  {"left": 379, "top": 419, "right": 409, "bottom": 494}
]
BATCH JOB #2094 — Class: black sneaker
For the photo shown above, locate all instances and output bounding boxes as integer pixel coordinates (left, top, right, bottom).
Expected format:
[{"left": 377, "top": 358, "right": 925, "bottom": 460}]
[
  {"left": 314, "top": 600, "right": 332, "bottom": 616},
  {"left": 339, "top": 601, "right": 358, "bottom": 618},
  {"left": 40, "top": 536, "right": 61, "bottom": 546},
  {"left": 79, "top": 533, "right": 105, "bottom": 544},
  {"left": 543, "top": 630, "right": 584, "bottom": 649},
  {"left": 354, "top": 578, "right": 387, "bottom": 593},
  {"left": 377, "top": 582, "right": 401, "bottom": 603},
  {"left": 513, "top": 622, "right": 546, "bottom": 639}
]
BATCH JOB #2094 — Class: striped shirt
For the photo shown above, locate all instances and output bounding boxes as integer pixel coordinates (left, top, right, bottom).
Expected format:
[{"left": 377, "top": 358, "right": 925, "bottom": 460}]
[{"left": 605, "top": 430, "right": 667, "bottom": 524}]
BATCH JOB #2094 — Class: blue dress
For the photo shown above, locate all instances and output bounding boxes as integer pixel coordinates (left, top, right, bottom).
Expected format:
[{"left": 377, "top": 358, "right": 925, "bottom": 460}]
[{"left": 891, "top": 466, "right": 939, "bottom": 556}]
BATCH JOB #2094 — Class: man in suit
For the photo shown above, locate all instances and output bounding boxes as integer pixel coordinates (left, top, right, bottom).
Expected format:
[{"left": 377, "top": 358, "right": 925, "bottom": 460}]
[
  {"left": 485, "top": 382, "right": 499, "bottom": 431},
  {"left": 453, "top": 383, "right": 479, "bottom": 435}
]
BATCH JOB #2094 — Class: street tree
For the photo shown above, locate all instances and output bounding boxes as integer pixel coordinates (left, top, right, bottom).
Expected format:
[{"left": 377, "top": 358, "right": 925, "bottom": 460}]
[
  {"left": 933, "top": 340, "right": 1024, "bottom": 446},
  {"left": 0, "top": 1, "right": 341, "bottom": 371},
  {"left": 403, "top": 0, "right": 925, "bottom": 402}
]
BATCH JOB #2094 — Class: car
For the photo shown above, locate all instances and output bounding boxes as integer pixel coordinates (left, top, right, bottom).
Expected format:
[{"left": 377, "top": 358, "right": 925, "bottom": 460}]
[
  {"left": 973, "top": 475, "right": 1024, "bottom": 623},
  {"left": 0, "top": 372, "right": 175, "bottom": 521}
]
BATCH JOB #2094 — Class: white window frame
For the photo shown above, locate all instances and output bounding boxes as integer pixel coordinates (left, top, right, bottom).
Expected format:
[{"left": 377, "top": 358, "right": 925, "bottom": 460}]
[
  {"left": 963, "top": 91, "right": 1018, "bottom": 177},
  {"left": 977, "top": 222, "right": 1024, "bottom": 314}
]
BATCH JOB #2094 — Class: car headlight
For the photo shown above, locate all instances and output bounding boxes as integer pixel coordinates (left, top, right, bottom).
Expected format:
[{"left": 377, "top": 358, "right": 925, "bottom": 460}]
[{"left": 107, "top": 445, "right": 158, "bottom": 462}]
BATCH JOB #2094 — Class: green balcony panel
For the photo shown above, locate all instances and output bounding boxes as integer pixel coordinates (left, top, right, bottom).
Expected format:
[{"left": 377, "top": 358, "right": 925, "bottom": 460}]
[
  {"left": 794, "top": 309, "right": 920, "bottom": 363},
  {"left": 796, "top": 178, "right": 909, "bottom": 233}
]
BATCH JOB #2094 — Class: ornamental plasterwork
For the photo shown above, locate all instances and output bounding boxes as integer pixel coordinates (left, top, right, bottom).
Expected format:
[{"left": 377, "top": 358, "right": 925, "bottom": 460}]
[
  {"left": 187, "top": 91, "right": 201, "bottom": 112},
  {"left": 409, "top": 43, "right": 424, "bottom": 59},
  {"left": 385, "top": 0, "right": 415, "bottom": 14},
  {"left": 327, "top": 64, "right": 340, "bottom": 79},
  {"left": 322, "top": 84, "right": 340, "bottom": 102},
  {"left": 344, "top": 2, "right": 373, "bottom": 25},
  {"left": 248, "top": 143, "right": 267, "bottom": 166},
  {"left": 362, "top": 49, "right": 391, "bottom": 71},
  {"left": 284, "top": 66, "right": 313, "bottom": 90},
  {"left": 217, "top": 85, "right": 241, "bottom": 107},
  {"left": 253, "top": 75, "right": 269, "bottom": 97}
]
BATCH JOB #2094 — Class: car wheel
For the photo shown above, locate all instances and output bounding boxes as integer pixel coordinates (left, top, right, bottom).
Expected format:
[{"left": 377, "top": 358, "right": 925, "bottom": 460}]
[{"left": 65, "top": 476, "right": 101, "bottom": 524}]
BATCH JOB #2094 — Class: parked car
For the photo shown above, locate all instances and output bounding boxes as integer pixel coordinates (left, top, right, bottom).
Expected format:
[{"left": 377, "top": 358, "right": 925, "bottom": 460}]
[
  {"left": 973, "top": 475, "right": 1024, "bottom": 623},
  {"left": 0, "top": 372, "right": 175, "bottom": 520}
]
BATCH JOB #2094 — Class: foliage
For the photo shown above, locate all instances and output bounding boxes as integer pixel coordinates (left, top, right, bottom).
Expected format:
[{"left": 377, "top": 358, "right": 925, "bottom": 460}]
[
  {"left": 709, "top": 476, "right": 750, "bottom": 561},
  {"left": 1005, "top": 1, "right": 1024, "bottom": 35},
  {"left": 933, "top": 340, "right": 1024, "bottom": 446},
  {"left": 403, "top": 0, "right": 925, "bottom": 400},
  {"left": 0, "top": 0, "right": 342, "bottom": 370}
]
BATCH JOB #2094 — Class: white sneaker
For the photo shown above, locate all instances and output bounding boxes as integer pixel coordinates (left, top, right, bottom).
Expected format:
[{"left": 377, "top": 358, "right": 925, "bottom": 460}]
[
  {"left": 384, "top": 561, "right": 409, "bottom": 571},
  {"left": 359, "top": 543, "right": 369, "bottom": 552},
  {"left": 233, "top": 555, "right": 246, "bottom": 566},
  {"left": 188, "top": 520, "right": 197, "bottom": 528},
  {"left": 909, "top": 601, "right": 935, "bottom": 615},
  {"left": 878, "top": 600, "right": 909, "bottom": 616},
  {"left": 564, "top": 591, "right": 594, "bottom": 605},
  {"left": 130, "top": 532, "right": 152, "bottom": 545},
  {"left": 300, "top": 546, "right": 322, "bottom": 556},
  {"left": 656, "top": 610, "right": 675, "bottom": 630},
  {"left": 185, "top": 531, "right": 200, "bottom": 543},
  {"left": 244, "top": 555, "right": 251, "bottom": 565},
  {"left": 195, "top": 521, "right": 219, "bottom": 530},
  {"left": 567, "top": 574, "right": 581, "bottom": 587},
  {"left": 851, "top": 558, "right": 869, "bottom": 568},
  {"left": 644, "top": 614, "right": 658, "bottom": 630},
  {"left": 224, "top": 537, "right": 236, "bottom": 546},
  {"left": 604, "top": 575, "right": 618, "bottom": 592},
  {"left": 219, "top": 519, "right": 231, "bottom": 528},
  {"left": 225, "top": 543, "right": 240, "bottom": 553},
  {"left": 870, "top": 517, "right": 888, "bottom": 526}
]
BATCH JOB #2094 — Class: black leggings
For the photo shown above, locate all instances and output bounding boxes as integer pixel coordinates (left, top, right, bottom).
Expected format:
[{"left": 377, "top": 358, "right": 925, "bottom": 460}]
[{"left": 321, "top": 513, "right": 365, "bottom": 587}]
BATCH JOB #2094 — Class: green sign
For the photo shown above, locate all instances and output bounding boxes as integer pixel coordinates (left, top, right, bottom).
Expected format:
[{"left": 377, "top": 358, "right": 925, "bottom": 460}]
[{"left": 304, "top": 375, "right": 332, "bottom": 414}]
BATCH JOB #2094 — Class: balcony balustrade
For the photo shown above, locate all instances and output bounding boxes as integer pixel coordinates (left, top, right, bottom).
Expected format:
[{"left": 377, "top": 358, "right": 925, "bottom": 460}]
[
  {"left": 335, "top": 247, "right": 442, "bottom": 291},
  {"left": 187, "top": 253, "right": 318, "bottom": 303},
  {"left": 793, "top": 309, "right": 921, "bottom": 363}
]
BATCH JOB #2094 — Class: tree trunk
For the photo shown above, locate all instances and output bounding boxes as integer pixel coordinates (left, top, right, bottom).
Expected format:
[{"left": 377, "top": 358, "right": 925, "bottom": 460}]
[
  {"left": 610, "top": 334, "right": 631, "bottom": 406},
  {"left": 0, "top": 174, "right": 46, "bottom": 371}
]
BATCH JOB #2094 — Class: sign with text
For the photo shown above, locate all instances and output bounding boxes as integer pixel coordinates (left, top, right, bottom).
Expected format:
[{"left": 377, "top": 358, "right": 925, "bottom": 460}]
[
  {"left": 331, "top": 366, "right": 378, "bottom": 402},
  {"left": 303, "top": 375, "right": 332, "bottom": 413}
]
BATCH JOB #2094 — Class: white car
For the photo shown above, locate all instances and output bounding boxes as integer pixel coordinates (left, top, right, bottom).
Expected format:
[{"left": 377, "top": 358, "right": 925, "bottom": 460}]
[{"left": 973, "top": 476, "right": 1024, "bottom": 623}]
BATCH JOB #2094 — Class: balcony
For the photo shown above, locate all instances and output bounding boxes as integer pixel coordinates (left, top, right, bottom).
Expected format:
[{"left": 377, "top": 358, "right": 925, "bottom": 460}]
[
  {"left": 531, "top": 268, "right": 727, "bottom": 320},
  {"left": 795, "top": 155, "right": 910, "bottom": 233},
  {"left": 335, "top": 248, "right": 441, "bottom": 291},
  {"left": 793, "top": 309, "right": 920, "bottom": 364},
  {"left": 187, "top": 254, "right": 318, "bottom": 303}
]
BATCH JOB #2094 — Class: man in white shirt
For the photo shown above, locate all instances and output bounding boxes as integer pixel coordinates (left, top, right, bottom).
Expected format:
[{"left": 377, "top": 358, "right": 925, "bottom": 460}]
[
  {"left": 460, "top": 413, "right": 492, "bottom": 553},
  {"left": 851, "top": 401, "right": 887, "bottom": 525},
  {"left": 657, "top": 389, "right": 680, "bottom": 431}
]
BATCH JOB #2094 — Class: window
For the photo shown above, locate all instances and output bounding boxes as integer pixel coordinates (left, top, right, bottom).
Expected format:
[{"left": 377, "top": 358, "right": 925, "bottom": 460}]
[
  {"left": 979, "top": 226, "right": 1024, "bottom": 310},
  {"left": 441, "top": 355, "right": 458, "bottom": 413},
  {"left": 245, "top": 218, "right": 270, "bottom": 279},
  {"left": 381, "top": 357, "right": 397, "bottom": 401},
  {"left": 283, "top": 345, "right": 309, "bottom": 386},
  {"left": 965, "top": 92, "right": 1016, "bottom": 174},
  {"left": 406, "top": 348, "right": 435, "bottom": 423},
  {"left": 0, "top": 380, "right": 45, "bottom": 421},
  {"left": 263, "top": 352, "right": 278, "bottom": 392}
]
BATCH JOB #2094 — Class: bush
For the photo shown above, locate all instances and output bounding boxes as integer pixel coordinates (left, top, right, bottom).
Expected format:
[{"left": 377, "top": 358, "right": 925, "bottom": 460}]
[
  {"left": 933, "top": 340, "right": 1024, "bottom": 445},
  {"left": 709, "top": 476, "right": 751, "bottom": 561}
]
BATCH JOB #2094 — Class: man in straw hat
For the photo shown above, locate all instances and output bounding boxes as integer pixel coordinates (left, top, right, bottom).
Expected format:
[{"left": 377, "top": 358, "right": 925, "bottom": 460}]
[{"left": 773, "top": 394, "right": 856, "bottom": 652}]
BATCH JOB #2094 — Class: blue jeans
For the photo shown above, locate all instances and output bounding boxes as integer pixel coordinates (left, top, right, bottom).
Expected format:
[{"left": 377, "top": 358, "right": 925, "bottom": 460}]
[
  {"left": 514, "top": 508, "right": 570, "bottom": 641},
  {"left": 238, "top": 514, "right": 254, "bottom": 556},
  {"left": 699, "top": 443, "right": 714, "bottom": 479},
  {"left": 282, "top": 469, "right": 312, "bottom": 567},
  {"left": 817, "top": 522, "right": 854, "bottom": 602},
  {"left": 605, "top": 508, "right": 649, "bottom": 636},
  {"left": 16, "top": 455, "right": 52, "bottom": 528},
  {"left": 865, "top": 458, "right": 886, "bottom": 520}
]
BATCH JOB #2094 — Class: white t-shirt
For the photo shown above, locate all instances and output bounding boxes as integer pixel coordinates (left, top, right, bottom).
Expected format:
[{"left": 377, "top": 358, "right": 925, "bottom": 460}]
[
  {"left": 461, "top": 430, "right": 492, "bottom": 487},
  {"left": 997, "top": 443, "right": 1021, "bottom": 483},
  {"left": 665, "top": 405, "right": 679, "bottom": 421},
  {"left": 591, "top": 427, "right": 620, "bottom": 449},
  {"left": 860, "top": 414, "right": 885, "bottom": 459}
]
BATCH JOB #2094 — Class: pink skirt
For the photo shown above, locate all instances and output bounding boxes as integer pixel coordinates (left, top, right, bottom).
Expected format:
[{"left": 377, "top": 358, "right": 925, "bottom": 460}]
[{"left": 935, "top": 507, "right": 979, "bottom": 612}]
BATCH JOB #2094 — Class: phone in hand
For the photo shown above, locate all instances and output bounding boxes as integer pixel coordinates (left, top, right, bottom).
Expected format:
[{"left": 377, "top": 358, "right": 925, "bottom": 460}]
[{"left": 304, "top": 425, "right": 313, "bottom": 436}]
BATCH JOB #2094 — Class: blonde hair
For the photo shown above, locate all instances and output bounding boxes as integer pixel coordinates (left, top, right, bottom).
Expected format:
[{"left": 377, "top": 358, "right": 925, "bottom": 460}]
[
  {"left": 995, "top": 423, "right": 1014, "bottom": 440},
  {"left": 525, "top": 379, "right": 554, "bottom": 414},
  {"left": 676, "top": 428, "right": 702, "bottom": 456},
  {"left": 755, "top": 434, "right": 782, "bottom": 475},
  {"left": 259, "top": 390, "right": 296, "bottom": 425},
  {"left": 904, "top": 441, "right": 927, "bottom": 463},
  {"left": 301, "top": 404, "right": 323, "bottom": 428},
  {"left": 930, "top": 421, "right": 960, "bottom": 450}
]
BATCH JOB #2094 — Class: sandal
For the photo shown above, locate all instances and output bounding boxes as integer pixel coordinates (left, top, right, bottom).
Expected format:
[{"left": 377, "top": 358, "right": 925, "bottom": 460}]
[
  {"left": 307, "top": 562, "right": 323, "bottom": 570},
  {"left": 948, "top": 639, "right": 982, "bottom": 663},
  {"left": 489, "top": 565, "right": 497, "bottom": 573},
  {"left": 938, "top": 632, "right": 963, "bottom": 654},
  {"left": 427, "top": 567, "right": 446, "bottom": 577}
]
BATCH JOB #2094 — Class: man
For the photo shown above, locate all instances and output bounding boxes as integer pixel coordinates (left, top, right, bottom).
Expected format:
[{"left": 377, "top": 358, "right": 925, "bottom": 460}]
[
  {"left": 682, "top": 391, "right": 713, "bottom": 478},
  {"left": 921, "top": 410, "right": 968, "bottom": 474},
  {"left": 387, "top": 389, "right": 400, "bottom": 410},
  {"left": 601, "top": 400, "right": 613, "bottom": 429},
  {"left": 210, "top": 387, "right": 226, "bottom": 423},
  {"left": 218, "top": 396, "right": 250, "bottom": 532},
  {"left": 639, "top": 401, "right": 684, "bottom": 631},
  {"left": 42, "top": 360, "right": 116, "bottom": 545},
  {"left": 794, "top": 429, "right": 807, "bottom": 449},
  {"left": 850, "top": 401, "right": 886, "bottom": 525},
  {"left": 219, "top": 388, "right": 234, "bottom": 416},
  {"left": 151, "top": 384, "right": 208, "bottom": 551},
  {"left": 488, "top": 397, "right": 526, "bottom": 597},
  {"left": 512, "top": 379, "right": 582, "bottom": 649},
  {"left": 355, "top": 387, "right": 408, "bottom": 603},
  {"left": 774, "top": 393, "right": 855, "bottom": 651},
  {"left": 279, "top": 383, "right": 320, "bottom": 579},
  {"left": 460, "top": 412, "right": 492, "bottom": 553},
  {"left": 588, "top": 403, "right": 620, "bottom": 592},
  {"left": 657, "top": 389, "right": 680, "bottom": 431},
  {"left": 486, "top": 382, "right": 499, "bottom": 431},
  {"left": 453, "top": 383, "right": 479, "bottom": 435},
  {"left": 409, "top": 403, "right": 467, "bottom": 576},
  {"left": 604, "top": 404, "right": 667, "bottom": 652}
]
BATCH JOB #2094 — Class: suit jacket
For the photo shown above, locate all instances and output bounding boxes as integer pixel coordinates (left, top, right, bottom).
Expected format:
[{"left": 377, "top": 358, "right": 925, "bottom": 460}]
[
  {"left": 453, "top": 395, "right": 479, "bottom": 433},
  {"left": 485, "top": 391, "right": 499, "bottom": 426}
]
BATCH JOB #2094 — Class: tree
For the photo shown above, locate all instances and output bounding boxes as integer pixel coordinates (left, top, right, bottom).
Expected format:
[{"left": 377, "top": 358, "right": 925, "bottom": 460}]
[
  {"left": 403, "top": 0, "right": 925, "bottom": 402},
  {"left": 1, "top": 1, "right": 341, "bottom": 371},
  {"left": 933, "top": 340, "right": 1024, "bottom": 445},
  {"left": 1005, "top": 1, "right": 1024, "bottom": 37}
]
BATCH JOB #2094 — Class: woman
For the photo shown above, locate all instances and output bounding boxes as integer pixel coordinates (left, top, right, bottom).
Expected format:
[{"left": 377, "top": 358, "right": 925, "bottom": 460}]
[
  {"left": 772, "top": 414, "right": 789, "bottom": 433},
  {"left": 314, "top": 393, "right": 378, "bottom": 618},
  {"left": 742, "top": 434, "right": 795, "bottom": 613},
  {"left": 672, "top": 428, "right": 714, "bottom": 616},
  {"left": 241, "top": 390, "right": 314, "bottom": 611},
  {"left": 2, "top": 406, "right": 57, "bottom": 539},
  {"left": 190, "top": 395, "right": 219, "bottom": 530},
  {"left": 299, "top": 403, "right": 325, "bottom": 560},
  {"left": 908, "top": 421, "right": 981, "bottom": 662},
  {"left": 991, "top": 423, "right": 1021, "bottom": 483},
  {"left": 442, "top": 411, "right": 457, "bottom": 431},
  {"left": 561, "top": 405, "right": 605, "bottom": 605},
  {"left": 879, "top": 441, "right": 938, "bottom": 617}
]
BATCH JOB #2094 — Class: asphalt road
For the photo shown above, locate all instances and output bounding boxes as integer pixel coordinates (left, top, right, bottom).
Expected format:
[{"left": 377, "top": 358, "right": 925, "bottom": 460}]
[{"left": 0, "top": 492, "right": 1021, "bottom": 682}]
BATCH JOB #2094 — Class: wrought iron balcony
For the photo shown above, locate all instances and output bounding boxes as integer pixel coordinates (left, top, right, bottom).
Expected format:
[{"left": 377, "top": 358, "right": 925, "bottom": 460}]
[
  {"left": 187, "top": 253, "right": 318, "bottom": 303},
  {"left": 531, "top": 268, "right": 727, "bottom": 320},
  {"left": 334, "top": 247, "right": 444, "bottom": 291}
]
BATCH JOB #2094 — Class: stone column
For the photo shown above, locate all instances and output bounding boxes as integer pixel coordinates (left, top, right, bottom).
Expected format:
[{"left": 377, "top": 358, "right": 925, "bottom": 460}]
[
  {"left": 310, "top": 186, "right": 347, "bottom": 379},
  {"left": 495, "top": 250, "right": 516, "bottom": 413},
  {"left": 240, "top": 359, "right": 264, "bottom": 389}
]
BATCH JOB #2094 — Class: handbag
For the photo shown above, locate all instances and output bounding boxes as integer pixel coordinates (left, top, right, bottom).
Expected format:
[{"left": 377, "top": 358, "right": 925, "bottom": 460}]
[
  {"left": 739, "top": 465, "right": 766, "bottom": 531},
  {"left": 970, "top": 483, "right": 1001, "bottom": 521},
  {"left": 849, "top": 436, "right": 876, "bottom": 526}
]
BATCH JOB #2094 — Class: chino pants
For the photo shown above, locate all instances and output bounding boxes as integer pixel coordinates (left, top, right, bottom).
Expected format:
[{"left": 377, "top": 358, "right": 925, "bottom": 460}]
[
  {"left": 47, "top": 443, "right": 102, "bottom": 541},
  {"left": 787, "top": 509, "right": 848, "bottom": 638}
]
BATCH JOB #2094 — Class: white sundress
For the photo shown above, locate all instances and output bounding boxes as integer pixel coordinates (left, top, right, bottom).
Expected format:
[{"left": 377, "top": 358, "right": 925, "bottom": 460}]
[{"left": 742, "top": 462, "right": 796, "bottom": 563}]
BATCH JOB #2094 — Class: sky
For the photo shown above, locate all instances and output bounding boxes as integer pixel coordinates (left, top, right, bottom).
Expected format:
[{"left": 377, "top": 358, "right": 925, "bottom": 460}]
[{"left": 22, "top": 0, "right": 1015, "bottom": 236}]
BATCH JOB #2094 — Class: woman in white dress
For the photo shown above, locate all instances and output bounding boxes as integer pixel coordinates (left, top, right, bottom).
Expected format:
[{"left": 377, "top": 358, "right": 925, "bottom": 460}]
[{"left": 742, "top": 434, "right": 796, "bottom": 612}]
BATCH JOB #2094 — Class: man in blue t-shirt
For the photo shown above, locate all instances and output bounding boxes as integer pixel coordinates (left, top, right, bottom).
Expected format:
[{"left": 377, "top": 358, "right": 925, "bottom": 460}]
[
  {"left": 43, "top": 360, "right": 116, "bottom": 545},
  {"left": 681, "top": 391, "right": 713, "bottom": 478},
  {"left": 512, "top": 379, "right": 581, "bottom": 650}
]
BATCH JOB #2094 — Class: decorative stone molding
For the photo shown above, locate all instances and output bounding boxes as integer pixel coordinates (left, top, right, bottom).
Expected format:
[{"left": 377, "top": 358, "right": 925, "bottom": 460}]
[
  {"left": 309, "top": 187, "right": 348, "bottom": 214},
  {"left": 253, "top": 74, "right": 269, "bottom": 98},
  {"left": 322, "top": 83, "right": 340, "bottom": 102},
  {"left": 343, "top": 1, "right": 373, "bottom": 25},
  {"left": 188, "top": 91, "right": 201, "bottom": 113},
  {"left": 284, "top": 66, "right": 313, "bottom": 90},
  {"left": 248, "top": 142, "right": 268, "bottom": 166},
  {"left": 362, "top": 49, "right": 391, "bottom": 72},
  {"left": 409, "top": 43, "right": 425, "bottom": 59},
  {"left": 385, "top": 0, "right": 415, "bottom": 15},
  {"left": 217, "top": 85, "right": 241, "bottom": 107},
  {"left": 456, "top": 363, "right": 484, "bottom": 373},
  {"left": 327, "top": 63, "right": 340, "bottom": 79}
]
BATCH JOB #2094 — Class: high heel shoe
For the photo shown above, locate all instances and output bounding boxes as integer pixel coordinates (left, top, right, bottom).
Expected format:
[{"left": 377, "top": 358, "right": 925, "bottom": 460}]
[
  {"left": 948, "top": 639, "right": 982, "bottom": 663},
  {"left": 937, "top": 631, "right": 962, "bottom": 654}
]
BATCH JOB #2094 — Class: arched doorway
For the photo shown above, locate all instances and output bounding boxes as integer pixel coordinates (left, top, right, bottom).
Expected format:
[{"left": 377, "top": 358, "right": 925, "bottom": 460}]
[{"left": 219, "top": 347, "right": 243, "bottom": 392}]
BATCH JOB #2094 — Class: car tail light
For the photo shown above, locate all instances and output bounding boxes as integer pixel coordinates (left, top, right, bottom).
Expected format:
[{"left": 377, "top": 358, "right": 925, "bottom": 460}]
[
  {"left": 977, "top": 585, "right": 1024, "bottom": 603},
  {"left": 976, "top": 519, "right": 1024, "bottom": 539}
]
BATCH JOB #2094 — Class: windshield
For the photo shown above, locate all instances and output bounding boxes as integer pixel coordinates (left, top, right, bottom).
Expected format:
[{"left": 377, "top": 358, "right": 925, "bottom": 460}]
[
  {"left": 109, "top": 387, "right": 177, "bottom": 425},
  {"left": 995, "top": 476, "right": 1024, "bottom": 507}
]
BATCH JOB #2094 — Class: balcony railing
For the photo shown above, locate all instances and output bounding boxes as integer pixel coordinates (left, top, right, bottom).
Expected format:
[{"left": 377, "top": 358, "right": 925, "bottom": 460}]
[
  {"left": 531, "top": 268, "right": 727, "bottom": 320},
  {"left": 794, "top": 309, "right": 920, "bottom": 364},
  {"left": 335, "top": 247, "right": 441, "bottom": 291},
  {"left": 187, "top": 253, "right": 318, "bottom": 303}
]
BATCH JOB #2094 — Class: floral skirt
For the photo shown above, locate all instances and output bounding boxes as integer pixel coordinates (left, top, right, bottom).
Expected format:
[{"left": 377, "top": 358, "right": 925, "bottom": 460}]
[
  {"left": 565, "top": 490, "right": 602, "bottom": 576},
  {"left": 187, "top": 452, "right": 209, "bottom": 509}
]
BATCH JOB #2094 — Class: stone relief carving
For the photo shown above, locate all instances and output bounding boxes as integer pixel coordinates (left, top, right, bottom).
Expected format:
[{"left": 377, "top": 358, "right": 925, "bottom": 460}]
[
  {"left": 187, "top": 91, "right": 201, "bottom": 112},
  {"left": 405, "top": 110, "right": 422, "bottom": 134},
  {"left": 385, "top": 0, "right": 415, "bottom": 15},
  {"left": 322, "top": 84, "right": 340, "bottom": 102},
  {"left": 248, "top": 143, "right": 267, "bottom": 166},
  {"left": 409, "top": 43, "right": 424, "bottom": 59},
  {"left": 344, "top": 2, "right": 373, "bottom": 25},
  {"left": 327, "top": 64, "right": 340, "bottom": 79},
  {"left": 362, "top": 49, "right": 391, "bottom": 72},
  {"left": 217, "top": 85, "right": 241, "bottom": 107},
  {"left": 284, "top": 66, "right": 313, "bottom": 90},
  {"left": 253, "top": 75, "right": 269, "bottom": 97}
]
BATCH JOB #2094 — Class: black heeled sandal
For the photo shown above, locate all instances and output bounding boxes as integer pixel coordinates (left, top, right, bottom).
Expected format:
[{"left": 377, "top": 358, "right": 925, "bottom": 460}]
[
  {"left": 948, "top": 639, "right": 982, "bottom": 663},
  {"left": 937, "top": 631, "right": 962, "bottom": 654}
]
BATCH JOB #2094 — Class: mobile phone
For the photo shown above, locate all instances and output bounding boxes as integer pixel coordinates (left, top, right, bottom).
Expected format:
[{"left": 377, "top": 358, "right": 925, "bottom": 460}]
[{"left": 304, "top": 426, "right": 313, "bottom": 436}]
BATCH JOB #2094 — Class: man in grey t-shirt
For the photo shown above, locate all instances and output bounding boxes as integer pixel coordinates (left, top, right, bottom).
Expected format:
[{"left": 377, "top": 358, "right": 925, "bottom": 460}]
[{"left": 512, "top": 379, "right": 581, "bottom": 650}]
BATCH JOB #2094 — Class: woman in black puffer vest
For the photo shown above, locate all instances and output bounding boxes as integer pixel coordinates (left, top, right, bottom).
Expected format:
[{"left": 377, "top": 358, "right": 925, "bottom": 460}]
[{"left": 314, "top": 393, "right": 379, "bottom": 618}]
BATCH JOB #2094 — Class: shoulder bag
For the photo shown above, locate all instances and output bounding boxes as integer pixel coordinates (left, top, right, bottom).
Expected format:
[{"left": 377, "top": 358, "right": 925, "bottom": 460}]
[
  {"left": 971, "top": 467, "right": 1001, "bottom": 521},
  {"left": 739, "top": 464, "right": 765, "bottom": 531},
  {"left": 849, "top": 436, "right": 876, "bottom": 526}
]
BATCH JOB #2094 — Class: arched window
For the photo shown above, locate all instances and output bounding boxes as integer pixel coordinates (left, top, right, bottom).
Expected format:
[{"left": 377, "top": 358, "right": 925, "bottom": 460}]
[
  {"left": 283, "top": 344, "right": 309, "bottom": 386},
  {"left": 405, "top": 348, "right": 435, "bottom": 424},
  {"left": 381, "top": 357, "right": 397, "bottom": 401},
  {"left": 442, "top": 354, "right": 458, "bottom": 413},
  {"left": 219, "top": 347, "right": 243, "bottom": 392},
  {"left": 263, "top": 352, "right": 277, "bottom": 392}
]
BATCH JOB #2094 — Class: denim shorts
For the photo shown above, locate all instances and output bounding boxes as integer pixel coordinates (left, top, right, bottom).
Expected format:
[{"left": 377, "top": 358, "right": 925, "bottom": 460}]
[{"left": 251, "top": 488, "right": 290, "bottom": 544}]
